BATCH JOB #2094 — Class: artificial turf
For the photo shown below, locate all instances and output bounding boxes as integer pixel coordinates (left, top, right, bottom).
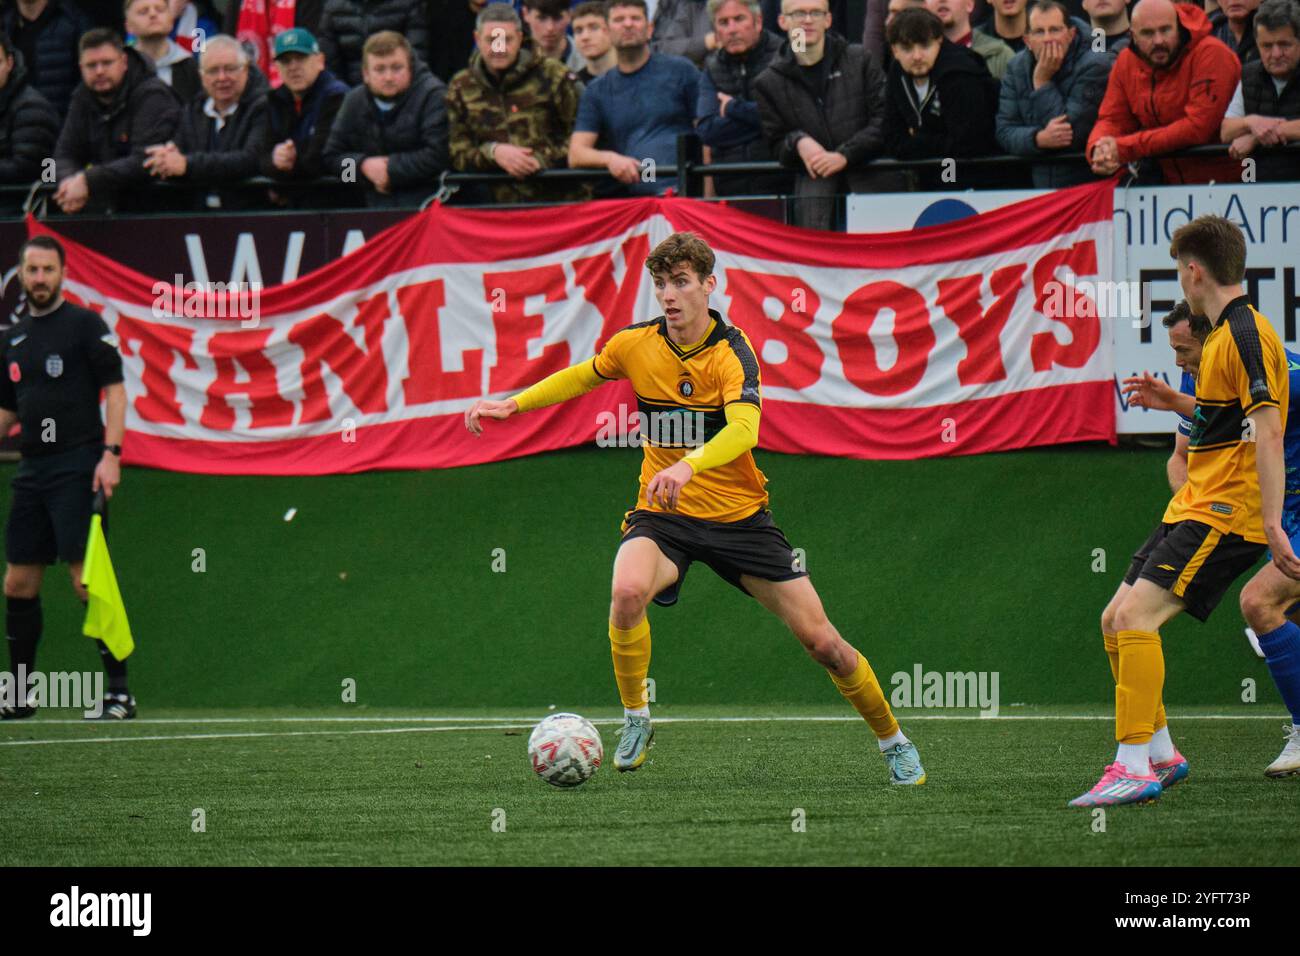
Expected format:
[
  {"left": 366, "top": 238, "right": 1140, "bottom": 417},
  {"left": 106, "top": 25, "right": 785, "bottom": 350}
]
[
  {"left": 1, "top": 442, "right": 1294, "bottom": 867},
  {"left": 0, "top": 706, "right": 1294, "bottom": 866}
]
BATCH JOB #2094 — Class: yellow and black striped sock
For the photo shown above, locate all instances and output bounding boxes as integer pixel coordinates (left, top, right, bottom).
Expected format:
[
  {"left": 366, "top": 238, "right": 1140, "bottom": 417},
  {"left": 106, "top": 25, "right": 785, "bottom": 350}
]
[
  {"left": 831, "top": 652, "right": 899, "bottom": 740},
  {"left": 609, "top": 616, "right": 651, "bottom": 710},
  {"left": 1105, "top": 630, "right": 1166, "bottom": 730},
  {"left": 1115, "top": 629, "right": 1165, "bottom": 744}
]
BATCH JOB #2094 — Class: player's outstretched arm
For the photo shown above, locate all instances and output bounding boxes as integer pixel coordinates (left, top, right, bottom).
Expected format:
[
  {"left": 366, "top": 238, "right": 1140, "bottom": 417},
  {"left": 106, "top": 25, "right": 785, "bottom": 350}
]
[
  {"left": 646, "top": 403, "right": 760, "bottom": 510},
  {"left": 1121, "top": 372, "right": 1194, "bottom": 416},
  {"left": 464, "top": 359, "right": 606, "bottom": 436}
]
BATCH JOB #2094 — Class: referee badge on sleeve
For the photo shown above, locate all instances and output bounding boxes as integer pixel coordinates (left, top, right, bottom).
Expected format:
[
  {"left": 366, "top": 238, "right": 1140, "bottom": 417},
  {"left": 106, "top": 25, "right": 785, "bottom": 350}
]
[
  {"left": 45, "top": 353, "right": 63, "bottom": 378},
  {"left": 8, "top": 361, "right": 19, "bottom": 382}
]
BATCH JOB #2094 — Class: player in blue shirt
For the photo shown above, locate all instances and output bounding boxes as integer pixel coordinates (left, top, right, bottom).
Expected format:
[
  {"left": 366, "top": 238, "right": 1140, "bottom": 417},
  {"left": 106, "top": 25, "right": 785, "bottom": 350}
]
[{"left": 1127, "top": 300, "right": 1300, "bottom": 779}]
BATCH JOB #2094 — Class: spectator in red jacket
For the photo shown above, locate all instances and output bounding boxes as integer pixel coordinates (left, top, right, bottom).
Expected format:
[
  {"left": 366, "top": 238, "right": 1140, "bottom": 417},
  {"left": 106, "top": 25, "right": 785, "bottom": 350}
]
[{"left": 1087, "top": 0, "right": 1241, "bottom": 183}]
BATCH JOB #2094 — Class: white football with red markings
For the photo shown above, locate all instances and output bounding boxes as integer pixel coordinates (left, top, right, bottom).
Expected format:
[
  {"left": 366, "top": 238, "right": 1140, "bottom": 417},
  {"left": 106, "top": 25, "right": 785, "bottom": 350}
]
[{"left": 527, "top": 713, "right": 603, "bottom": 788}]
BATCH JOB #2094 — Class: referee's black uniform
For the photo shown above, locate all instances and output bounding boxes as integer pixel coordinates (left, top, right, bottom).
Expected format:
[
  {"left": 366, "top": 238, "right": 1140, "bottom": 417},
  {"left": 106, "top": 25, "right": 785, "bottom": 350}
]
[{"left": 0, "top": 296, "right": 128, "bottom": 714}]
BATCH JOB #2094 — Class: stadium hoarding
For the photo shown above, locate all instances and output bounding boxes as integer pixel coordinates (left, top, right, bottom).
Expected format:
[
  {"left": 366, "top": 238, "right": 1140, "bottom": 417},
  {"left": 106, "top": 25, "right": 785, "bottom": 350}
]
[
  {"left": 848, "top": 182, "right": 1300, "bottom": 434},
  {"left": 20, "top": 181, "right": 1116, "bottom": 474}
]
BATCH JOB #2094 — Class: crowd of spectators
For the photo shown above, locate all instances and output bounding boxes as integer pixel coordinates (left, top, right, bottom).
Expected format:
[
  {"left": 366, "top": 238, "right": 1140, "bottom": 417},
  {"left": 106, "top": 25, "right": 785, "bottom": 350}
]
[{"left": 0, "top": 0, "right": 1298, "bottom": 222}]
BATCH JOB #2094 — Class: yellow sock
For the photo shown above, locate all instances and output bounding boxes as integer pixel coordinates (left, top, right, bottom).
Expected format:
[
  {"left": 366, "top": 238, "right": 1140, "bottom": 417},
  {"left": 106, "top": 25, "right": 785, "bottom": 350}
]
[
  {"left": 609, "top": 617, "right": 651, "bottom": 710},
  {"left": 1115, "top": 629, "right": 1164, "bottom": 744},
  {"left": 831, "top": 652, "right": 899, "bottom": 740},
  {"left": 1105, "top": 630, "right": 1166, "bottom": 730}
]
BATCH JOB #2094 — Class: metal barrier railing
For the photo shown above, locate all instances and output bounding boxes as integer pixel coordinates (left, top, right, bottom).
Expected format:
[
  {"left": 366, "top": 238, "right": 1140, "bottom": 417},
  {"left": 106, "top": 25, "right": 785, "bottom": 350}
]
[{"left": 3, "top": 136, "right": 1295, "bottom": 219}]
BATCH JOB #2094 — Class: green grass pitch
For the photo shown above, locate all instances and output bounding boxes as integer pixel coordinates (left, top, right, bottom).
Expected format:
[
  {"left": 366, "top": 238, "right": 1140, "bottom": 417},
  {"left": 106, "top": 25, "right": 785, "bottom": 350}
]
[
  {"left": 0, "top": 442, "right": 1295, "bottom": 865},
  {"left": 1, "top": 707, "right": 1296, "bottom": 866}
]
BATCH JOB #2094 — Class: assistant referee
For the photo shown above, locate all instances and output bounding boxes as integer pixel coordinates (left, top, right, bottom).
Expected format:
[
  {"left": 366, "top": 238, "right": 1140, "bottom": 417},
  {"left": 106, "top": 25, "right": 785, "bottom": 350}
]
[{"left": 0, "top": 236, "right": 132, "bottom": 720}]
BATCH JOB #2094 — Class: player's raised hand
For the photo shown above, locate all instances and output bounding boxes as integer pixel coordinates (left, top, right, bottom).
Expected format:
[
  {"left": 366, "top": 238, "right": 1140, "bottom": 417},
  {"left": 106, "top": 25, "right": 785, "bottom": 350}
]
[
  {"left": 646, "top": 460, "right": 695, "bottom": 512},
  {"left": 465, "top": 398, "right": 518, "bottom": 436},
  {"left": 1121, "top": 372, "right": 1179, "bottom": 411}
]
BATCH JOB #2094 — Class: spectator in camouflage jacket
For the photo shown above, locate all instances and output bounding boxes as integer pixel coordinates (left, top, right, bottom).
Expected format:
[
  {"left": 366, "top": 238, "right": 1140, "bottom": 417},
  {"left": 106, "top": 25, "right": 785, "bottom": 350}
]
[{"left": 446, "top": 3, "right": 587, "bottom": 203}]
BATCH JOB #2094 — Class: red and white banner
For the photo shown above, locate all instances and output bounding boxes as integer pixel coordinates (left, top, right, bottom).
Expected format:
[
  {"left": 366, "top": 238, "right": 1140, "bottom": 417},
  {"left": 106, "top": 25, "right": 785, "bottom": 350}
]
[{"left": 27, "top": 179, "right": 1116, "bottom": 475}]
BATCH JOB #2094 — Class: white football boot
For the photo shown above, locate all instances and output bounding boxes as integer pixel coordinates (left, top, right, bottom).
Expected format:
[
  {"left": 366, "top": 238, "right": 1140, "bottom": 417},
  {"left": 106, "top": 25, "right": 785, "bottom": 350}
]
[{"left": 1265, "top": 724, "right": 1300, "bottom": 778}]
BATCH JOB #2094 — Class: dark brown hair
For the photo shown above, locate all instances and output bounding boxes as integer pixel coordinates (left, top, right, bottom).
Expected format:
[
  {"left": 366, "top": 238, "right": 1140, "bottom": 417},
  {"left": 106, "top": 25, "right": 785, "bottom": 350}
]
[
  {"left": 1161, "top": 299, "right": 1211, "bottom": 342},
  {"left": 1169, "top": 215, "right": 1247, "bottom": 287},
  {"left": 645, "top": 232, "right": 715, "bottom": 282}
]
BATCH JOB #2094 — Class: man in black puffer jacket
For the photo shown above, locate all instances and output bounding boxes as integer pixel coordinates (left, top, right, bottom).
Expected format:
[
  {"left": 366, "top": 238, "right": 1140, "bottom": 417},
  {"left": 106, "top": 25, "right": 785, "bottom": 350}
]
[
  {"left": 0, "top": 40, "right": 61, "bottom": 212},
  {"left": 324, "top": 31, "right": 448, "bottom": 207},
  {"left": 695, "top": 0, "right": 791, "bottom": 197},
  {"left": 753, "top": 0, "right": 889, "bottom": 230},
  {"left": 142, "top": 34, "right": 269, "bottom": 210},
  {"left": 2, "top": 0, "right": 90, "bottom": 118},
  {"left": 318, "top": 0, "right": 430, "bottom": 87},
  {"left": 882, "top": 6, "right": 999, "bottom": 189},
  {"left": 53, "top": 29, "right": 181, "bottom": 214}
]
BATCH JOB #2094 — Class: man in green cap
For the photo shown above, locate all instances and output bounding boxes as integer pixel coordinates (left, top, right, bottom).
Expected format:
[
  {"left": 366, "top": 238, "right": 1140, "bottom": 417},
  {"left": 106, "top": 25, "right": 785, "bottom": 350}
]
[{"left": 260, "top": 27, "right": 350, "bottom": 206}]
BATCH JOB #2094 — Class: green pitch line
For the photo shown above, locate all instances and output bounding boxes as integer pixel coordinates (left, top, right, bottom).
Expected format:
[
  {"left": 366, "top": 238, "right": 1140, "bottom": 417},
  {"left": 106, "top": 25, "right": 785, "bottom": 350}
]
[
  {"left": 0, "top": 442, "right": 1284, "bottom": 710},
  {"left": 1, "top": 707, "right": 1294, "bottom": 866}
]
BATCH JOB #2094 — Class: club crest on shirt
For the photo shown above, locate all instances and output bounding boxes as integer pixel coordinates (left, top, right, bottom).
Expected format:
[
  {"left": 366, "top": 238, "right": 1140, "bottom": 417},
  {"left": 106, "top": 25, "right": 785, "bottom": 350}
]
[
  {"left": 45, "top": 353, "right": 63, "bottom": 378},
  {"left": 8, "top": 362, "right": 19, "bottom": 383}
]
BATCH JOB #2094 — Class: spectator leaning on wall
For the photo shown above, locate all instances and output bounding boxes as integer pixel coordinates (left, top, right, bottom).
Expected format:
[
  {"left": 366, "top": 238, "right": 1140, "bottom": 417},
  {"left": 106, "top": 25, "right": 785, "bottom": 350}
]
[
  {"left": 324, "top": 30, "right": 449, "bottom": 207},
  {"left": 0, "top": 36, "right": 61, "bottom": 208},
  {"left": 142, "top": 34, "right": 269, "bottom": 209},
  {"left": 447, "top": 2, "right": 587, "bottom": 203},
  {"left": 568, "top": 0, "right": 700, "bottom": 196},
  {"left": 1220, "top": 0, "right": 1300, "bottom": 179},
  {"left": 53, "top": 28, "right": 181, "bottom": 213},
  {"left": 260, "top": 27, "right": 350, "bottom": 204},
  {"left": 695, "top": 0, "right": 790, "bottom": 196},
  {"left": 996, "top": 0, "right": 1111, "bottom": 186},
  {"left": 753, "top": 0, "right": 890, "bottom": 229},
  {"left": 881, "top": 6, "right": 1000, "bottom": 188},
  {"left": 1087, "top": 0, "right": 1241, "bottom": 183}
]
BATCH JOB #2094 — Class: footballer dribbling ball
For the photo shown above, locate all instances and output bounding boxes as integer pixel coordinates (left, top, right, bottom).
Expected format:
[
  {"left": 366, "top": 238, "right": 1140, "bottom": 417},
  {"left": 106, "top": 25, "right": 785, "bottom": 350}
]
[{"left": 528, "top": 713, "right": 603, "bottom": 788}]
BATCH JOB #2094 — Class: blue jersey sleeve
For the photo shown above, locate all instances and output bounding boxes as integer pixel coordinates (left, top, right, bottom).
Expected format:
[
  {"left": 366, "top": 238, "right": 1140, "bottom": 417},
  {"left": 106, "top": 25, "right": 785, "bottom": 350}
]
[{"left": 1176, "top": 370, "right": 1196, "bottom": 436}]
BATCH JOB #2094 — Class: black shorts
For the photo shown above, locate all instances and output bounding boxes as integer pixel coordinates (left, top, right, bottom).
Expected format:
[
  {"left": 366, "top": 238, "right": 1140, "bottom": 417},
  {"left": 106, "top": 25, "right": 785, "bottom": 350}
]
[
  {"left": 619, "top": 507, "right": 808, "bottom": 607},
  {"left": 1122, "top": 519, "right": 1265, "bottom": 622},
  {"left": 5, "top": 443, "right": 102, "bottom": 566}
]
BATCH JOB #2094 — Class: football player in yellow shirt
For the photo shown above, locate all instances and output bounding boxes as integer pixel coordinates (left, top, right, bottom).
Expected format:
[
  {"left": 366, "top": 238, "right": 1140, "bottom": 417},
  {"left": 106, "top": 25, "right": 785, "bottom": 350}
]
[
  {"left": 1072, "top": 215, "right": 1300, "bottom": 807},
  {"left": 465, "top": 232, "right": 926, "bottom": 785}
]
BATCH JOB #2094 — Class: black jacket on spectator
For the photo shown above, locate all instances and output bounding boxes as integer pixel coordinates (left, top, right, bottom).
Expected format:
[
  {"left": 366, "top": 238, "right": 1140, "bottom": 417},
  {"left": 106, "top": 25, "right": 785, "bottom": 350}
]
[
  {"left": 696, "top": 30, "right": 790, "bottom": 195},
  {"left": 171, "top": 66, "right": 270, "bottom": 207},
  {"left": 1211, "top": 9, "right": 1258, "bottom": 64},
  {"left": 1241, "top": 59, "right": 1300, "bottom": 180},
  {"left": 753, "top": 32, "right": 888, "bottom": 171},
  {"left": 995, "top": 19, "right": 1111, "bottom": 187},
  {"left": 153, "top": 47, "right": 202, "bottom": 104},
  {"left": 318, "top": 0, "right": 431, "bottom": 88},
  {"left": 2, "top": 0, "right": 91, "bottom": 118},
  {"left": 882, "top": 38, "right": 999, "bottom": 187},
  {"left": 54, "top": 46, "right": 182, "bottom": 211},
  {"left": 323, "top": 59, "right": 449, "bottom": 207},
  {"left": 260, "top": 67, "right": 349, "bottom": 182},
  {"left": 427, "top": 0, "right": 476, "bottom": 84},
  {"left": 0, "top": 50, "right": 61, "bottom": 205}
]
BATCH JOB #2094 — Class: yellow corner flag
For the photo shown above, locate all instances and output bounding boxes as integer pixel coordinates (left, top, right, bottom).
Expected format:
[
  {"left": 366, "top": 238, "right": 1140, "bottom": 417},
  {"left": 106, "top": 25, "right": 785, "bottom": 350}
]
[{"left": 81, "top": 514, "right": 134, "bottom": 661}]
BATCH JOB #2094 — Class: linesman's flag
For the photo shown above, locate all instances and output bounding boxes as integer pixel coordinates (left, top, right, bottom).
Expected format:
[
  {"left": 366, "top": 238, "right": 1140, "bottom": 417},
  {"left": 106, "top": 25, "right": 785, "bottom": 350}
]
[{"left": 81, "top": 512, "right": 134, "bottom": 661}]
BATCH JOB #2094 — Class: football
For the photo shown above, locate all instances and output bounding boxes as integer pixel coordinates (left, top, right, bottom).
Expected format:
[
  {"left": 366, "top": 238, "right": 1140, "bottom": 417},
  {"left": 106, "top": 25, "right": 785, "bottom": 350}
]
[{"left": 527, "top": 713, "right": 604, "bottom": 788}]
